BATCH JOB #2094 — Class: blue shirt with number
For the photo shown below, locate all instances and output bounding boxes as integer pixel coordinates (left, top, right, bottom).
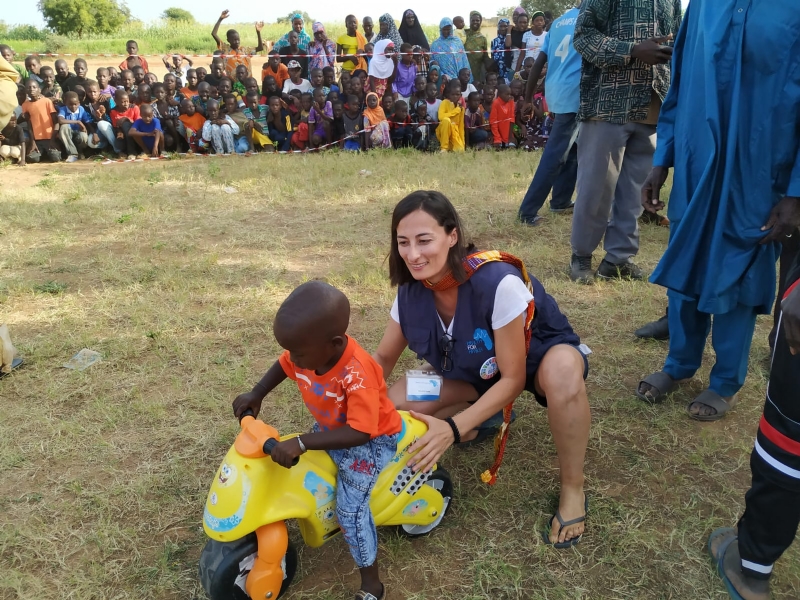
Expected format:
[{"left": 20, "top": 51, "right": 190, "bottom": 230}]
[{"left": 540, "top": 7, "right": 581, "bottom": 114}]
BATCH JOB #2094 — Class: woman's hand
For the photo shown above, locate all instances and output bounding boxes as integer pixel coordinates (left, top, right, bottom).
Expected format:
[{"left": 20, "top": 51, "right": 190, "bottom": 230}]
[{"left": 407, "top": 410, "right": 455, "bottom": 473}]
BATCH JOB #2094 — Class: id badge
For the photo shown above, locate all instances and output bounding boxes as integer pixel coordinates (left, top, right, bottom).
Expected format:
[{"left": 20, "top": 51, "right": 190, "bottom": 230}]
[{"left": 405, "top": 370, "right": 443, "bottom": 402}]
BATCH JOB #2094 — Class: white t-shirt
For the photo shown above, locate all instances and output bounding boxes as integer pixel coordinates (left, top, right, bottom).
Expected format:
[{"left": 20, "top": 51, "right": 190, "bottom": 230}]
[
  {"left": 522, "top": 30, "right": 548, "bottom": 61},
  {"left": 461, "top": 83, "right": 478, "bottom": 101},
  {"left": 390, "top": 274, "right": 533, "bottom": 335},
  {"left": 427, "top": 98, "right": 442, "bottom": 122},
  {"left": 282, "top": 78, "right": 313, "bottom": 94}
]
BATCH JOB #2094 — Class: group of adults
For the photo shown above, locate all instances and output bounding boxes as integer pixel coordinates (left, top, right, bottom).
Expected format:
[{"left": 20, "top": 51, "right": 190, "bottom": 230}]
[{"left": 263, "top": 8, "right": 552, "bottom": 84}]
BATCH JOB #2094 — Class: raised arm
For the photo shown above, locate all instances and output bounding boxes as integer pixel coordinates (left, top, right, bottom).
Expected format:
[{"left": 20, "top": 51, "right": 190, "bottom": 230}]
[
  {"left": 212, "top": 10, "right": 230, "bottom": 48},
  {"left": 255, "top": 21, "right": 265, "bottom": 52}
]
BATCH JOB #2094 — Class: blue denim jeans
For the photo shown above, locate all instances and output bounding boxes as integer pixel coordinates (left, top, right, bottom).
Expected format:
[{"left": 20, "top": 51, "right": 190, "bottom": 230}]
[
  {"left": 518, "top": 112, "right": 579, "bottom": 221},
  {"left": 327, "top": 432, "right": 399, "bottom": 568}
]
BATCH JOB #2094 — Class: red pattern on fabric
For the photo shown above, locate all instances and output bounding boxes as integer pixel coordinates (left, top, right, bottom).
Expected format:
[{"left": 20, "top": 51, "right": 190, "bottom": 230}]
[{"left": 760, "top": 415, "right": 800, "bottom": 457}]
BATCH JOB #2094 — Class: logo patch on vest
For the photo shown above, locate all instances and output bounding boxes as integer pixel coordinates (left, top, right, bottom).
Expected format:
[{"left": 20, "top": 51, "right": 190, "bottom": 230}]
[
  {"left": 468, "top": 328, "right": 493, "bottom": 354},
  {"left": 479, "top": 357, "right": 498, "bottom": 380}
]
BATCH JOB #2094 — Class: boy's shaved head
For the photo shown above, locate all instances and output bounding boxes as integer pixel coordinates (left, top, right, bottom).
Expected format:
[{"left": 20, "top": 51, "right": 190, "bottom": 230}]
[{"left": 274, "top": 281, "right": 350, "bottom": 344}]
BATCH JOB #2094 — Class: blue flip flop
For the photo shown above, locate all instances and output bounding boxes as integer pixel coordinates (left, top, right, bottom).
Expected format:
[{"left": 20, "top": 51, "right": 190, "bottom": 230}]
[
  {"left": 542, "top": 495, "right": 588, "bottom": 549},
  {"left": 708, "top": 528, "right": 748, "bottom": 600}
]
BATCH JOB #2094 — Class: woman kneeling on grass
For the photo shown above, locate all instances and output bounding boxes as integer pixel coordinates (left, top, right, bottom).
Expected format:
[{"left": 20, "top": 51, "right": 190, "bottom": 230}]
[{"left": 373, "top": 190, "right": 591, "bottom": 547}]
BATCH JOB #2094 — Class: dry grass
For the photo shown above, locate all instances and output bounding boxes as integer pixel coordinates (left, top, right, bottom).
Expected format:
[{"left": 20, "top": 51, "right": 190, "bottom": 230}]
[{"left": 0, "top": 151, "right": 797, "bottom": 600}]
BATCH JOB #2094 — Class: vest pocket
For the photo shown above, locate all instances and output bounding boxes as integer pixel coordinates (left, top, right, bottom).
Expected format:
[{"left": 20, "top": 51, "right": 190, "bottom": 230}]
[{"left": 404, "top": 326, "right": 432, "bottom": 359}]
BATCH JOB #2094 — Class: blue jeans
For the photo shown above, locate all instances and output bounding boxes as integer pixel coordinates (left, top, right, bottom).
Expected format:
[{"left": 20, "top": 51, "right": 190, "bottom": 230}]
[
  {"left": 328, "top": 432, "right": 399, "bottom": 568},
  {"left": 518, "top": 112, "right": 579, "bottom": 221},
  {"left": 235, "top": 136, "right": 250, "bottom": 154},
  {"left": 468, "top": 128, "right": 489, "bottom": 147}
]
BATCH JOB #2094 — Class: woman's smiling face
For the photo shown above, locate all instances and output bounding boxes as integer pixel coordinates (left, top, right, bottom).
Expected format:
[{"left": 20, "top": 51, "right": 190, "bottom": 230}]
[{"left": 396, "top": 209, "right": 457, "bottom": 282}]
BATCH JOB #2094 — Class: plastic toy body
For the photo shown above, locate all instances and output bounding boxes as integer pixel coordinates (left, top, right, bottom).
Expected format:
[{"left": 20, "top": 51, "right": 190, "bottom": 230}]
[{"left": 199, "top": 410, "right": 452, "bottom": 599}]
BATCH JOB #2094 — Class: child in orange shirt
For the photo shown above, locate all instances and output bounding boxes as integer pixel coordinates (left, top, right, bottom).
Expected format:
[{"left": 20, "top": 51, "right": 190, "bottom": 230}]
[
  {"left": 21, "top": 80, "right": 61, "bottom": 163},
  {"left": 233, "top": 281, "right": 402, "bottom": 600},
  {"left": 490, "top": 84, "right": 516, "bottom": 149},
  {"left": 180, "top": 69, "right": 200, "bottom": 99},
  {"left": 178, "top": 98, "right": 207, "bottom": 152},
  {"left": 261, "top": 51, "right": 289, "bottom": 91}
]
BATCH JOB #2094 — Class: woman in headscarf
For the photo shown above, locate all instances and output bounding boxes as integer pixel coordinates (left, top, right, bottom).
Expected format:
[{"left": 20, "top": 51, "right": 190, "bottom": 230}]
[
  {"left": 367, "top": 39, "right": 398, "bottom": 100},
  {"left": 375, "top": 13, "right": 404, "bottom": 49},
  {"left": 273, "top": 14, "right": 312, "bottom": 52},
  {"left": 491, "top": 18, "right": 511, "bottom": 83},
  {"left": 308, "top": 22, "right": 336, "bottom": 72},
  {"left": 398, "top": 10, "right": 430, "bottom": 50},
  {"left": 430, "top": 17, "right": 472, "bottom": 83},
  {"left": 463, "top": 11, "right": 488, "bottom": 84}
]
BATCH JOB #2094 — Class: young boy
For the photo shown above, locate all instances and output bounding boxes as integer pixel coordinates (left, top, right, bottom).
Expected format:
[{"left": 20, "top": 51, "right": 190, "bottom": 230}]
[
  {"left": 410, "top": 75, "right": 426, "bottom": 116},
  {"left": 458, "top": 68, "right": 477, "bottom": 102},
  {"left": 341, "top": 95, "right": 363, "bottom": 151},
  {"left": 411, "top": 101, "right": 437, "bottom": 152},
  {"left": 266, "top": 95, "right": 295, "bottom": 152},
  {"left": 232, "top": 281, "right": 402, "bottom": 600},
  {"left": 331, "top": 101, "right": 346, "bottom": 145},
  {"left": 120, "top": 69, "right": 136, "bottom": 95},
  {"left": 119, "top": 40, "right": 150, "bottom": 72},
  {"left": 233, "top": 64, "right": 249, "bottom": 96},
  {"left": 389, "top": 100, "right": 412, "bottom": 148},
  {"left": 262, "top": 51, "right": 289, "bottom": 90},
  {"left": 132, "top": 66, "right": 146, "bottom": 88},
  {"left": 178, "top": 98, "right": 206, "bottom": 152},
  {"left": 464, "top": 91, "right": 488, "bottom": 150},
  {"left": 63, "top": 59, "right": 89, "bottom": 93},
  {"left": 222, "top": 93, "right": 250, "bottom": 153},
  {"left": 393, "top": 44, "right": 416, "bottom": 104},
  {"left": 201, "top": 98, "right": 238, "bottom": 154},
  {"left": 128, "top": 103, "right": 164, "bottom": 158},
  {"left": 192, "top": 82, "right": 212, "bottom": 116},
  {"left": 309, "top": 68, "right": 329, "bottom": 97},
  {"left": 161, "top": 53, "right": 193, "bottom": 82},
  {"left": 259, "top": 76, "right": 281, "bottom": 106},
  {"left": 0, "top": 114, "right": 26, "bottom": 166},
  {"left": 0, "top": 45, "right": 25, "bottom": 82},
  {"left": 83, "top": 80, "right": 117, "bottom": 152},
  {"left": 424, "top": 82, "right": 441, "bottom": 123},
  {"left": 308, "top": 87, "right": 333, "bottom": 149},
  {"left": 96, "top": 67, "right": 116, "bottom": 98},
  {"left": 110, "top": 90, "right": 141, "bottom": 158},
  {"left": 54, "top": 59, "right": 74, "bottom": 89},
  {"left": 21, "top": 80, "right": 61, "bottom": 163},
  {"left": 24, "top": 55, "right": 43, "bottom": 85},
  {"left": 39, "top": 66, "right": 62, "bottom": 103},
  {"left": 151, "top": 82, "right": 180, "bottom": 151},
  {"left": 452, "top": 16, "right": 467, "bottom": 42},
  {"left": 57, "top": 91, "right": 99, "bottom": 162},
  {"left": 205, "top": 58, "right": 226, "bottom": 89},
  {"left": 243, "top": 92, "right": 273, "bottom": 152},
  {"left": 490, "top": 84, "right": 516, "bottom": 149},
  {"left": 181, "top": 69, "right": 200, "bottom": 98},
  {"left": 322, "top": 66, "right": 339, "bottom": 94}
]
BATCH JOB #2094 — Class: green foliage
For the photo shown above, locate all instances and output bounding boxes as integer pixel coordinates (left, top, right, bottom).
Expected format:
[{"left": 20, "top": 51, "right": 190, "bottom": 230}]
[
  {"left": 161, "top": 8, "right": 195, "bottom": 23},
  {"left": 499, "top": 1, "right": 576, "bottom": 19},
  {"left": 0, "top": 23, "right": 47, "bottom": 41},
  {"left": 38, "top": 0, "right": 130, "bottom": 37},
  {"left": 44, "top": 33, "right": 69, "bottom": 53},
  {"left": 277, "top": 10, "right": 313, "bottom": 25}
]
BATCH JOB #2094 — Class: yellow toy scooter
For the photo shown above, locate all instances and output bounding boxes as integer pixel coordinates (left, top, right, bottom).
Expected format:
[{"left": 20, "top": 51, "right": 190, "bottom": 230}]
[{"left": 199, "top": 410, "right": 452, "bottom": 599}]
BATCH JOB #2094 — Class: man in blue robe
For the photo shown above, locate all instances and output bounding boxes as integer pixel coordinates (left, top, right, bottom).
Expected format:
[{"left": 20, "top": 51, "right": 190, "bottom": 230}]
[{"left": 635, "top": 0, "right": 800, "bottom": 421}]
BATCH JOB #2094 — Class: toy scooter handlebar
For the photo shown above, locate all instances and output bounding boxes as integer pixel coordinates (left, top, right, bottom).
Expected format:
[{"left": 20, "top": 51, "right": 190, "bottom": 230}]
[{"left": 263, "top": 438, "right": 300, "bottom": 467}]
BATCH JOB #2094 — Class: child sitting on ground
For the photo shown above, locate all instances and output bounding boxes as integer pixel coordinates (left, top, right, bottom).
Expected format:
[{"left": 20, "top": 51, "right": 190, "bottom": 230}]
[
  {"left": 389, "top": 100, "right": 412, "bottom": 148},
  {"left": 323, "top": 66, "right": 339, "bottom": 94},
  {"left": 282, "top": 61, "right": 313, "bottom": 95},
  {"left": 82, "top": 80, "right": 117, "bottom": 153},
  {"left": 232, "top": 281, "right": 402, "bottom": 600},
  {"left": 260, "top": 76, "right": 281, "bottom": 106},
  {"left": 96, "top": 67, "right": 116, "bottom": 98},
  {"left": 57, "top": 90, "right": 99, "bottom": 162},
  {"left": 201, "top": 98, "right": 238, "bottom": 154},
  {"left": 411, "top": 101, "right": 437, "bottom": 152},
  {"left": 464, "top": 91, "right": 488, "bottom": 150},
  {"left": 24, "top": 55, "right": 43, "bottom": 85},
  {"left": 363, "top": 92, "right": 390, "bottom": 149},
  {"left": 151, "top": 82, "right": 180, "bottom": 151},
  {"left": 436, "top": 82, "right": 465, "bottom": 152},
  {"left": 424, "top": 82, "right": 441, "bottom": 123},
  {"left": 233, "top": 65, "right": 249, "bottom": 96},
  {"left": 192, "top": 82, "right": 212, "bottom": 116},
  {"left": 128, "top": 103, "right": 164, "bottom": 158},
  {"left": 490, "top": 84, "right": 516, "bottom": 149},
  {"left": 178, "top": 98, "right": 206, "bottom": 152},
  {"left": 54, "top": 59, "right": 73, "bottom": 89},
  {"left": 222, "top": 94, "right": 251, "bottom": 154},
  {"left": 21, "top": 80, "right": 61, "bottom": 163},
  {"left": 331, "top": 101, "right": 346, "bottom": 146},
  {"left": 0, "top": 114, "right": 26, "bottom": 166},
  {"left": 243, "top": 92, "right": 274, "bottom": 152},
  {"left": 308, "top": 87, "right": 333, "bottom": 149},
  {"left": 110, "top": 90, "right": 141, "bottom": 158},
  {"left": 266, "top": 96, "right": 295, "bottom": 152}
]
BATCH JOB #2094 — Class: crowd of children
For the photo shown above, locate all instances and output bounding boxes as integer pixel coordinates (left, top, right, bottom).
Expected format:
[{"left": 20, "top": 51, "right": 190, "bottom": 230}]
[{"left": 0, "top": 10, "right": 554, "bottom": 164}]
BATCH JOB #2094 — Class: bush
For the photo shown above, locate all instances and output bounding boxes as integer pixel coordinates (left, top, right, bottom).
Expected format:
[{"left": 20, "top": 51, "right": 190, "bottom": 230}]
[
  {"left": 44, "top": 32, "right": 69, "bottom": 53},
  {"left": 38, "top": 0, "right": 130, "bottom": 37},
  {"left": 162, "top": 8, "right": 195, "bottom": 23},
  {"left": 6, "top": 24, "right": 47, "bottom": 41}
]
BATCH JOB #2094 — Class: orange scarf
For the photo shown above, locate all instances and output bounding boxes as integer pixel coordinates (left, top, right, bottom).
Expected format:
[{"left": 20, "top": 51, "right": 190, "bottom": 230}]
[
  {"left": 424, "top": 250, "right": 536, "bottom": 485},
  {"left": 363, "top": 93, "right": 386, "bottom": 126},
  {"left": 354, "top": 30, "right": 369, "bottom": 72}
]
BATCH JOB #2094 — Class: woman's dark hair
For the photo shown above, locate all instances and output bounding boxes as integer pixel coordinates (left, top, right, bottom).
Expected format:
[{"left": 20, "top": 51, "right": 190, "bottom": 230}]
[{"left": 389, "top": 190, "right": 472, "bottom": 287}]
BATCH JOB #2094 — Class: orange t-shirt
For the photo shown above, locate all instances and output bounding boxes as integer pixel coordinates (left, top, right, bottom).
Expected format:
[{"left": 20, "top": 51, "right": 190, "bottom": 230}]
[
  {"left": 180, "top": 87, "right": 199, "bottom": 99},
  {"left": 179, "top": 112, "right": 206, "bottom": 132},
  {"left": 279, "top": 336, "right": 402, "bottom": 438},
  {"left": 21, "top": 97, "right": 57, "bottom": 140},
  {"left": 490, "top": 97, "right": 516, "bottom": 144},
  {"left": 261, "top": 63, "right": 290, "bottom": 91}
]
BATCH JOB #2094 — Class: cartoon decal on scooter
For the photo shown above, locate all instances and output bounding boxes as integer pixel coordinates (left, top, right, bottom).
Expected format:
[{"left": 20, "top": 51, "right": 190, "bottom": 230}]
[{"left": 199, "top": 410, "right": 453, "bottom": 599}]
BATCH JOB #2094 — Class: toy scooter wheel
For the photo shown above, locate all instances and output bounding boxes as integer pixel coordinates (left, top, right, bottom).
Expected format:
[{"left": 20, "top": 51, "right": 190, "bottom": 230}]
[
  {"left": 199, "top": 533, "right": 298, "bottom": 599},
  {"left": 400, "top": 467, "right": 453, "bottom": 536}
]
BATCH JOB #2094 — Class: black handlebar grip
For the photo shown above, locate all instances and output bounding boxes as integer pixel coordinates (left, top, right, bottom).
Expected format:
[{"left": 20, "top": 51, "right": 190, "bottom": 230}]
[
  {"left": 263, "top": 438, "right": 299, "bottom": 466},
  {"left": 238, "top": 408, "right": 255, "bottom": 423}
]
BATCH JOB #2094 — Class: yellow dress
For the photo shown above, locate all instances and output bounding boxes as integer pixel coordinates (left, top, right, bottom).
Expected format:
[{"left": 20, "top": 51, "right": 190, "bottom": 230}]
[{"left": 436, "top": 100, "right": 465, "bottom": 152}]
